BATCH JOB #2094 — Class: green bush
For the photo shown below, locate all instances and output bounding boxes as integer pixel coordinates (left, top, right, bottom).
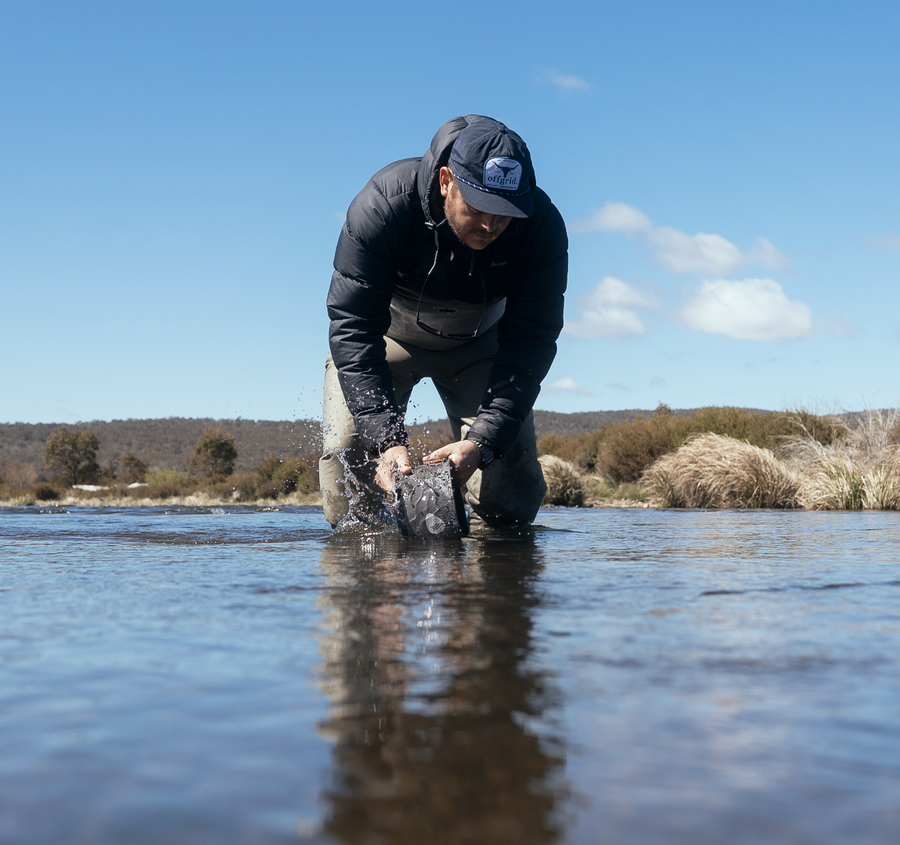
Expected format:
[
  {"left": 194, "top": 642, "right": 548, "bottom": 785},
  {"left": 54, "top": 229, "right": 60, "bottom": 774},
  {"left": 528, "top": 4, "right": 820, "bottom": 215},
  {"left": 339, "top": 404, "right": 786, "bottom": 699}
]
[
  {"left": 537, "top": 433, "right": 582, "bottom": 464},
  {"left": 255, "top": 454, "right": 318, "bottom": 497},
  {"left": 672, "top": 407, "right": 837, "bottom": 450},
  {"left": 536, "top": 406, "right": 839, "bottom": 485},
  {"left": 145, "top": 468, "right": 199, "bottom": 499},
  {"left": 33, "top": 483, "right": 60, "bottom": 501},
  {"left": 119, "top": 452, "right": 149, "bottom": 484},
  {"left": 44, "top": 426, "right": 101, "bottom": 486},
  {"left": 190, "top": 427, "right": 237, "bottom": 477},
  {"left": 596, "top": 405, "right": 678, "bottom": 483}
]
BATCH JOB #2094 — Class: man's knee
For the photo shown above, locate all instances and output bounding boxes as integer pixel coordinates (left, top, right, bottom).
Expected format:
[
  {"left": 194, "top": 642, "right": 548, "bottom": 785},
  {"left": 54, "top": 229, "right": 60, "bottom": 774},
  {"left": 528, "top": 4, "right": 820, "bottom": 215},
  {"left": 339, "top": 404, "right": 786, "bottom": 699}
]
[
  {"left": 465, "top": 439, "right": 546, "bottom": 525},
  {"left": 319, "top": 451, "right": 351, "bottom": 527}
]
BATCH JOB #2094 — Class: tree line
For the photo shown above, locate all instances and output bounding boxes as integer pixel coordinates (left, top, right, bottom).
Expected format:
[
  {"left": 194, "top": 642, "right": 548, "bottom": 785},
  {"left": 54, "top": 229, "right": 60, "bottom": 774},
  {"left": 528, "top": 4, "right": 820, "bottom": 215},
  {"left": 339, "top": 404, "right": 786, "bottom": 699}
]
[{"left": 1, "top": 424, "right": 321, "bottom": 504}]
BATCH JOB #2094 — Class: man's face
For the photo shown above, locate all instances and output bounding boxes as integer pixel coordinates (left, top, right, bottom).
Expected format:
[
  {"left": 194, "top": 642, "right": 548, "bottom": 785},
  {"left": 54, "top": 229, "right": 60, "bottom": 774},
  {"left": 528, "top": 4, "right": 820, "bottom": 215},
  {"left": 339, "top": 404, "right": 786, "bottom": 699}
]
[{"left": 439, "top": 167, "right": 511, "bottom": 251}]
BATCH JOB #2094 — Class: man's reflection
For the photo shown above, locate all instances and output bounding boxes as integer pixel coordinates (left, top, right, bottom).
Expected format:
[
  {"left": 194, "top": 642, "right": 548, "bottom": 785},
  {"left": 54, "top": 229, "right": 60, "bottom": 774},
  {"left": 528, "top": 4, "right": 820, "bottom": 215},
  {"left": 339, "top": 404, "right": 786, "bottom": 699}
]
[{"left": 315, "top": 534, "right": 567, "bottom": 844}]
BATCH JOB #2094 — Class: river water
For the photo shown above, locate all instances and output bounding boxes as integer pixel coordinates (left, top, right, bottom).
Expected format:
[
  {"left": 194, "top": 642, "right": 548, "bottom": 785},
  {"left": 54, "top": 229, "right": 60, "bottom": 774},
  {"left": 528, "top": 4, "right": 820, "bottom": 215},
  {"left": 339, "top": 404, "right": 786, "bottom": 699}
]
[{"left": 0, "top": 506, "right": 898, "bottom": 844}]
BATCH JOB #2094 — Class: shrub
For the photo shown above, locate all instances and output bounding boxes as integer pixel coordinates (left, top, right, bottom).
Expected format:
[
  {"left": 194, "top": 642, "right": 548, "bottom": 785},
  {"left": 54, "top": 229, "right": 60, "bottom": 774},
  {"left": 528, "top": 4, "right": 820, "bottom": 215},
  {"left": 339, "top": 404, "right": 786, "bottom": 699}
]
[
  {"left": 596, "top": 405, "right": 677, "bottom": 483},
  {"left": 0, "top": 463, "right": 40, "bottom": 492},
  {"left": 536, "top": 406, "right": 840, "bottom": 486},
  {"left": 586, "top": 477, "right": 654, "bottom": 506},
  {"left": 537, "top": 433, "right": 582, "bottom": 464},
  {"left": 119, "top": 452, "right": 149, "bottom": 484},
  {"left": 572, "top": 429, "right": 608, "bottom": 472},
  {"left": 145, "top": 468, "right": 198, "bottom": 499},
  {"left": 642, "top": 433, "right": 799, "bottom": 509},
  {"left": 538, "top": 428, "right": 628, "bottom": 473},
  {"left": 671, "top": 407, "right": 839, "bottom": 451},
  {"left": 98, "top": 458, "right": 118, "bottom": 482},
  {"left": 44, "top": 426, "right": 101, "bottom": 486},
  {"left": 190, "top": 427, "right": 237, "bottom": 477},
  {"left": 255, "top": 454, "right": 318, "bottom": 498},
  {"left": 33, "top": 483, "right": 60, "bottom": 501},
  {"left": 539, "top": 455, "right": 586, "bottom": 507},
  {"left": 223, "top": 472, "right": 261, "bottom": 502}
]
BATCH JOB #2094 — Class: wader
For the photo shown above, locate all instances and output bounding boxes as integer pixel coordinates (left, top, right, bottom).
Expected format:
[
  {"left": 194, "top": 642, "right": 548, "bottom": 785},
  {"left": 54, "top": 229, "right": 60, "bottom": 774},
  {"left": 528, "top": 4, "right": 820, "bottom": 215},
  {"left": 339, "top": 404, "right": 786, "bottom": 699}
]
[{"left": 319, "top": 324, "right": 547, "bottom": 528}]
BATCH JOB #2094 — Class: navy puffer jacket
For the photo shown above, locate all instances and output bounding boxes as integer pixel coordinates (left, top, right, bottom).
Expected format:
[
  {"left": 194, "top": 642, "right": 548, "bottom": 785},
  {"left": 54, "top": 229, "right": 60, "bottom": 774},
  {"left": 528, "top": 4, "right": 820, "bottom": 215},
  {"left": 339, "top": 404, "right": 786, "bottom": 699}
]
[{"left": 327, "top": 115, "right": 568, "bottom": 458}]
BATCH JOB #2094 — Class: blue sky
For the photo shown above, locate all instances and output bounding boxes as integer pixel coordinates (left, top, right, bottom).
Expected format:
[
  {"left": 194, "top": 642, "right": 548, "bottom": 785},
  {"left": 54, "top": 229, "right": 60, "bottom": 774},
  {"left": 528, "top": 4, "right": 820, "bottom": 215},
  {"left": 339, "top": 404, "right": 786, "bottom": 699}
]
[{"left": 2, "top": 0, "right": 898, "bottom": 425}]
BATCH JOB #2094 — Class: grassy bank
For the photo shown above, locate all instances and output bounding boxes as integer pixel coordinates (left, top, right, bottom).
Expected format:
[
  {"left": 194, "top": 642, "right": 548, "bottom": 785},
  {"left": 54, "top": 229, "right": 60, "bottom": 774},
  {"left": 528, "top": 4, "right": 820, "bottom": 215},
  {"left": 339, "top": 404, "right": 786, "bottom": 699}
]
[
  {"left": 0, "top": 458, "right": 322, "bottom": 508},
  {"left": 4, "top": 406, "right": 899, "bottom": 511},
  {"left": 540, "top": 406, "right": 900, "bottom": 511}
]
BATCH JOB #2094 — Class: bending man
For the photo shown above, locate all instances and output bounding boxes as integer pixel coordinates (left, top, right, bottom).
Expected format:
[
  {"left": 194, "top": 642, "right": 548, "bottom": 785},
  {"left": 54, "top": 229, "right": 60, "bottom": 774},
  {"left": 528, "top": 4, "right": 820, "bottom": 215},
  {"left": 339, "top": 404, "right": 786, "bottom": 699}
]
[{"left": 320, "top": 115, "right": 568, "bottom": 529}]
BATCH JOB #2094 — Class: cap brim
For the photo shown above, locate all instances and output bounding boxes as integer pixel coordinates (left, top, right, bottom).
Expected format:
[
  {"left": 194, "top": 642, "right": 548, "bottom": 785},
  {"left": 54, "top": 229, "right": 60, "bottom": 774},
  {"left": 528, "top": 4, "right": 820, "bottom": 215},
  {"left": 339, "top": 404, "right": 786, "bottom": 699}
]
[{"left": 455, "top": 177, "right": 534, "bottom": 219}]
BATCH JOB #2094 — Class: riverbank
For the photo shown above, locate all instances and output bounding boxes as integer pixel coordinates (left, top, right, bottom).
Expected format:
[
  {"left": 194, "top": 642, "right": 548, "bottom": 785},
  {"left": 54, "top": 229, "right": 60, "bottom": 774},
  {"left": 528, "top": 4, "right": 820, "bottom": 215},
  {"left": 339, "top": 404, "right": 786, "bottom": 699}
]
[
  {"left": 0, "top": 491, "right": 324, "bottom": 509},
  {"left": 1, "top": 492, "right": 660, "bottom": 509}
]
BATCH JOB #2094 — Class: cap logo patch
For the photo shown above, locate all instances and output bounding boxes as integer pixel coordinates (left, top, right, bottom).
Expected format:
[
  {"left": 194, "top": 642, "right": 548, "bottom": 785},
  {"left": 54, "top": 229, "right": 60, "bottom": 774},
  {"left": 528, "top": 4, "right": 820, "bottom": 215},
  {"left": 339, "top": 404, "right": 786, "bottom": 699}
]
[{"left": 484, "top": 157, "right": 522, "bottom": 191}]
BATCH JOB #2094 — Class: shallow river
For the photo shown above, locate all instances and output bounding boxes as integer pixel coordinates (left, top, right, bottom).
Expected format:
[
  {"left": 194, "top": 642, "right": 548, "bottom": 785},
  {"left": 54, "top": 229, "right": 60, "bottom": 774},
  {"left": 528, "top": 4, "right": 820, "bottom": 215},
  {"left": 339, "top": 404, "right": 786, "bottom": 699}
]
[{"left": 1, "top": 506, "right": 898, "bottom": 844}]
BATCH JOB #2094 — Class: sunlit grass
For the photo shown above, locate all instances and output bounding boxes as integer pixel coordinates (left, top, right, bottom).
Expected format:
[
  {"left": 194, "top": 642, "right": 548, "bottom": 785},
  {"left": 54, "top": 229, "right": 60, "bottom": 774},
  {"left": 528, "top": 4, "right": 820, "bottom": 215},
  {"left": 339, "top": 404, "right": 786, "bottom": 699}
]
[{"left": 641, "top": 433, "right": 800, "bottom": 509}]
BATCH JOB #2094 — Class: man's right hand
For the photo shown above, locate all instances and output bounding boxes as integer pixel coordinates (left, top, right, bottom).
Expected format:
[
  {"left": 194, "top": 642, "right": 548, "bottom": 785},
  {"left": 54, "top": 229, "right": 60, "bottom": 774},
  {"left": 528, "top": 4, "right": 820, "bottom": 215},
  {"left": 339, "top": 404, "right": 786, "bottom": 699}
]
[{"left": 375, "top": 445, "right": 412, "bottom": 495}]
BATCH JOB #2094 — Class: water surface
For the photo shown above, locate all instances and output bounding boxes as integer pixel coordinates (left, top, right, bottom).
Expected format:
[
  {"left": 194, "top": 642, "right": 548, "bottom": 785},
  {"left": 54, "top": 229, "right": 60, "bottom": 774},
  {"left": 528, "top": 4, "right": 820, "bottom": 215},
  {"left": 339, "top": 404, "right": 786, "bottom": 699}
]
[{"left": 1, "top": 506, "right": 898, "bottom": 844}]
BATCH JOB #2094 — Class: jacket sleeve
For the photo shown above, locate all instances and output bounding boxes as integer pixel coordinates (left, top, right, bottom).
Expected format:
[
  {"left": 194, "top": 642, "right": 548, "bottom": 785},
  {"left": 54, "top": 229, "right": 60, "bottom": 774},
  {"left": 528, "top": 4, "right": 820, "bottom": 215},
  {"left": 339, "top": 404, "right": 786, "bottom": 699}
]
[
  {"left": 466, "top": 201, "right": 568, "bottom": 457},
  {"left": 327, "top": 180, "right": 409, "bottom": 454}
]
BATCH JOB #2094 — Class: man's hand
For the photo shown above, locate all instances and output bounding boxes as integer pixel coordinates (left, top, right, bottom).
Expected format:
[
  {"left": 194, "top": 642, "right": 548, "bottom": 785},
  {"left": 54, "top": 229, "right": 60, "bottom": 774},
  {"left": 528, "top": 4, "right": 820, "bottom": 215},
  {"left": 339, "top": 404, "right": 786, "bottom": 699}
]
[
  {"left": 424, "top": 439, "right": 482, "bottom": 488},
  {"left": 375, "top": 445, "right": 412, "bottom": 494}
]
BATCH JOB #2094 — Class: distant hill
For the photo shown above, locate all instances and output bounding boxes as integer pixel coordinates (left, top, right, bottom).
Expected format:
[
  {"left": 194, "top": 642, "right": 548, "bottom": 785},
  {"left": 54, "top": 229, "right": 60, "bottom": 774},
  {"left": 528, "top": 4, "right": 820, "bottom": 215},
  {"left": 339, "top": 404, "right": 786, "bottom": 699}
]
[
  {"left": 0, "top": 409, "right": 774, "bottom": 475},
  {"left": 533, "top": 408, "right": 698, "bottom": 436},
  {"left": 0, "top": 418, "right": 321, "bottom": 474}
]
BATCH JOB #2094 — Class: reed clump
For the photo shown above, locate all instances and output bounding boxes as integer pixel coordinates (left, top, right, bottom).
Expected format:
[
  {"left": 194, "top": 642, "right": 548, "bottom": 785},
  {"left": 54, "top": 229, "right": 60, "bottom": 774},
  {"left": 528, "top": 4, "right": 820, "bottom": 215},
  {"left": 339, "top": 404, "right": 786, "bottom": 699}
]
[
  {"left": 538, "top": 405, "right": 838, "bottom": 484},
  {"left": 539, "top": 455, "right": 587, "bottom": 507},
  {"left": 637, "top": 408, "right": 900, "bottom": 511},
  {"left": 641, "top": 433, "right": 800, "bottom": 508},
  {"left": 782, "top": 409, "right": 900, "bottom": 510}
]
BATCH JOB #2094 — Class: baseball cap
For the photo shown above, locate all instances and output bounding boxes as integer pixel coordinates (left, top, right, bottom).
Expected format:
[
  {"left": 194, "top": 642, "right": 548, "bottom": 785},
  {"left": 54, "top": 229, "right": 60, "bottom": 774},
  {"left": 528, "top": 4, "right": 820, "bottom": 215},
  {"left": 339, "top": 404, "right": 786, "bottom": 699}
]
[{"left": 448, "top": 118, "right": 535, "bottom": 218}]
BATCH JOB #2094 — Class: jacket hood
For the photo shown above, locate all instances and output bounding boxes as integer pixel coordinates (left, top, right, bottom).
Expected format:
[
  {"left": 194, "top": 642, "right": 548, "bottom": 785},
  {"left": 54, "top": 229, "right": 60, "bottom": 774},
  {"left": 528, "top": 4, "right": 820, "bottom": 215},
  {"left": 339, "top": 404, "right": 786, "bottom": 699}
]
[{"left": 418, "top": 114, "right": 488, "bottom": 226}]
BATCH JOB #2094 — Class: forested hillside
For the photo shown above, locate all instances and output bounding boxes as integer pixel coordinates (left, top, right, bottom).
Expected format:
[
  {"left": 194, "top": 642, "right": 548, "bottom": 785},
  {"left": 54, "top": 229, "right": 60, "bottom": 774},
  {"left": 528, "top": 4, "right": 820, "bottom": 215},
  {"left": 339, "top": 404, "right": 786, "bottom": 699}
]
[{"left": 0, "top": 418, "right": 321, "bottom": 474}]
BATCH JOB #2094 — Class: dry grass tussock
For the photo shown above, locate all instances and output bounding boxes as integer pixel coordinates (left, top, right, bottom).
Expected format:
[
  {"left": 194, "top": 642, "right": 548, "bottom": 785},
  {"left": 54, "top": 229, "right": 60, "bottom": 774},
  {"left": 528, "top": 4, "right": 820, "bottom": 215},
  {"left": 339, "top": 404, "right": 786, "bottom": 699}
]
[
  {"left": 48, "top": 490, "right": 323, "bottom": 508},
  {"left": 779, "top": 408, "right": 900, "bottom": 510},
  {"left": 538, "top": 455, "right": 657, "bottom": 508},
  {"left": 642, "top": 433, "right": 800, "bottom": 509},
  {"left": 539, "top": 455, "right": 586, "bottom": 507}
]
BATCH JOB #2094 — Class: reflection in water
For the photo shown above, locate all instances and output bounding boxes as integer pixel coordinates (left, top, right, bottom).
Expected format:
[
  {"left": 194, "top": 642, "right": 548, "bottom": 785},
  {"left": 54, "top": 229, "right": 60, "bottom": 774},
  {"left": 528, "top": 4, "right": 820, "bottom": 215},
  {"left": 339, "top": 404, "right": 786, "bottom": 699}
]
[{"left": 315, "top": 535, "right": 567, "bottom": 844}]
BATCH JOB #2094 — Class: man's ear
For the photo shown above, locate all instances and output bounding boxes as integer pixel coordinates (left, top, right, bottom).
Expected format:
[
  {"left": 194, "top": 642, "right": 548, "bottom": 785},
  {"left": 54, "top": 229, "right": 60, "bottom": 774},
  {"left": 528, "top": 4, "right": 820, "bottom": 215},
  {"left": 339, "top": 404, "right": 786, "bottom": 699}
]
[{"left": 438, "top": 166, "right": 453, "bottom": 198}]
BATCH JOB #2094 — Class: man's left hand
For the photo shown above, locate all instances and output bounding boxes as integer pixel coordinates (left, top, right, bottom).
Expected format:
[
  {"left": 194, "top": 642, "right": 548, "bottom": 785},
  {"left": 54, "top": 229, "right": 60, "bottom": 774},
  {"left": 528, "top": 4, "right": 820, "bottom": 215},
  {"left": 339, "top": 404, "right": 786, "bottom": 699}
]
[{"left": 423, "top": 440, "right": 482, "bottom": 488}]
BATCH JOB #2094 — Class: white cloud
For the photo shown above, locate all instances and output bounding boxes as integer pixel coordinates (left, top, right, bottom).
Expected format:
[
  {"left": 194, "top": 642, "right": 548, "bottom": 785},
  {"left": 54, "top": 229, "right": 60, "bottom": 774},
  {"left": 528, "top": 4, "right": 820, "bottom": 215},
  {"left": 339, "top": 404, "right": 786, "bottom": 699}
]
[
  {"left": 550, "top": 71, "right": 589, "bottom": 91},
  {"left": 681, "top": 278, "right": 814, "bottom": 340},
  {"left": 573, "top": 202, "right": 789, "bottom": 276},
  {"left": 571, "top": 202, "right": 652, "bottom": 235},
  {"left": 532, "top": 66, "right": 590, "bottom": 92},
  {"left": 648, "top": 227, "right": 743, "bottom": 275},
  {"left": 546, "top": 376, "right": 591, "bottom": 395},
  {"left": 563, "top": 276, "right": 660, "bottom": 339}
]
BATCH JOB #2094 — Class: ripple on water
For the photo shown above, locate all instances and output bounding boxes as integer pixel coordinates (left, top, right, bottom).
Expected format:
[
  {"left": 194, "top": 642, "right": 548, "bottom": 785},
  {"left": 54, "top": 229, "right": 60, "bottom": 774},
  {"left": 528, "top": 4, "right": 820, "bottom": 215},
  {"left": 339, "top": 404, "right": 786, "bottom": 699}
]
[{"left": 0, "top": 506, "right": 898, "bottom": 844}]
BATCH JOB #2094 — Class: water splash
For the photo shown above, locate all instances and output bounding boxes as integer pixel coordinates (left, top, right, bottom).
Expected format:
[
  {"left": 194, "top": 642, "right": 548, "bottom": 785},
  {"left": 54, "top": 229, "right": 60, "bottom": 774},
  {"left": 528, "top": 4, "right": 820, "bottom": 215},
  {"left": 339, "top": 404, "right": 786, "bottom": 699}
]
[{"left": 331, "top": 449, "right": 398, "bottom": 536}]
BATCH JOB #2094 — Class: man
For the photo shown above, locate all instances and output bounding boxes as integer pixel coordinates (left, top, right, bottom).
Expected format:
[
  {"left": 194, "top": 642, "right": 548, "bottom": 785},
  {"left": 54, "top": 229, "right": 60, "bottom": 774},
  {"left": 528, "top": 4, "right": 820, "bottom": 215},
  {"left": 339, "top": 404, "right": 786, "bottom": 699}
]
[{"left": 320, "top": 115, "right": 567, "bottom": 529}]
